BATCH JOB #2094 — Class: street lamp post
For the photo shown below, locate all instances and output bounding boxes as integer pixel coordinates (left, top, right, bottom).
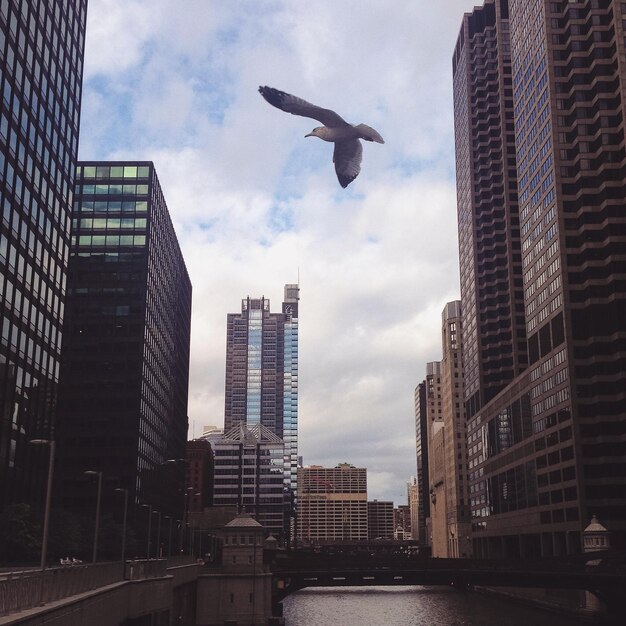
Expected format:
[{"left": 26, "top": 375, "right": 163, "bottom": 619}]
[
  {"left": 164, "top": 516, "right": 171, "bottom": 557},
  {"left": 29, "top": 439, "right": 55, "bottom": 571},
  {"left": 155, "top": 510, "right": 162, "bottom": 557},
  {"left": 84, "top": 470, "right": 103, "bottom": 563},
  {"left": 114, "top": 488, "right": 128, "bottom": 565},
  {"left": 141, "top": 504, "right": 152, "bottom": 558}
]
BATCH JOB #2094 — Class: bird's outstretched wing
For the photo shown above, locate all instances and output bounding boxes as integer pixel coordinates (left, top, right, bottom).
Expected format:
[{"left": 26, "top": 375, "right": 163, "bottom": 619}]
[
  {"left": 259, "top": 86, "right": 348, "bottom": 128},
  {"left": 333, "top": 139, "right": 362, "bottom": 188}
]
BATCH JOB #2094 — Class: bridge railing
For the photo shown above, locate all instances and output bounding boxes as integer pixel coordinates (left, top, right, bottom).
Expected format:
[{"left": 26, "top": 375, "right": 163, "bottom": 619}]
[
  {"left": 165, "top": 554, "right": 198, "bottom": 569},
  {"left": 126, "top": 559, "right": 168, "bottom": 581},
  {"left": 0, "top": 562, "right": 123, "bottom": 617}
]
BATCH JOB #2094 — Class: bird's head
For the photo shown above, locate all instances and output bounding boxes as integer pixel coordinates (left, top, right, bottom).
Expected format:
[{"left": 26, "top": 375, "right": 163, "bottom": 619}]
[{"left": 305, "top": 127, "right": 325, "bottom": 139}]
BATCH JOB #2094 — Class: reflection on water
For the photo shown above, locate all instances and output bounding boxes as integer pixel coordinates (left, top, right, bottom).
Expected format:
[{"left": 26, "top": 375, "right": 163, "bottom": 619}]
[{"left": 283, "top": 586, "right": 581, "bottom": 626}]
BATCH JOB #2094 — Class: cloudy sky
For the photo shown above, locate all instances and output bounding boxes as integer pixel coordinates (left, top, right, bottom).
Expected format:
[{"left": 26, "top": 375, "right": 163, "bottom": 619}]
[{"left": 79, "top": 0, "right": 476, "bottom": 504}]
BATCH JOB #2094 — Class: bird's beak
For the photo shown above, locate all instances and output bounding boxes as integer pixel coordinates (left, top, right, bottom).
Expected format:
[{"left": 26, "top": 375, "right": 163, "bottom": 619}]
[{"left": 305, "top": 133, "right": 313, "bottom": 138}]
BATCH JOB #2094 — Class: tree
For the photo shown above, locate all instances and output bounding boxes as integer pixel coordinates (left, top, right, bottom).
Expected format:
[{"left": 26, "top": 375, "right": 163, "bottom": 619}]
[{"left": 0, "top": 503, "right": 41, "bottom": 564}]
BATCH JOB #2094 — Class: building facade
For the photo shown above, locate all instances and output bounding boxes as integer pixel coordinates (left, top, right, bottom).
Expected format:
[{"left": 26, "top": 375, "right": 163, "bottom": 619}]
[
  {"left": 204, "top": 423, "right": 285, "bottom": 538},
  {"left": 0, "top": 0, "right": 88, "bottom": 508},
  {"left": 440, "top": 301, "right": 471, "bottom": 557},
  {"left": 408, "top": 476, "right": 419, "bottom": 542},
  {"left": 454, "top": 0, "right": 626, "bottom": 557},
  {"left": 297, "top": 464, "right": 368, "bottom": 544},
  {"left": 413, "top": 381, "right": 430, "bottom": 547},
  {"left": 224, "top": 285, "right": 299, "bottom": 532},
  {"left": 367, "top": 500, "right": 394, "bottom": 540},
  {"left": 393, "top": 505, "right": 412, "bottom": 540},
  {"left": 185, "top": 439, "right": 214, "bottom": 513},
  {"left": 56, "top": 162, "right": 192, "bottom": 514}
]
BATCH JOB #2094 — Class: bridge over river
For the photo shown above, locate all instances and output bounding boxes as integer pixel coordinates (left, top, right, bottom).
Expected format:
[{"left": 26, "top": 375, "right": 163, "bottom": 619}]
[
  {"left": 0, "top": 549, "right": 625, "bottom": 624},
  {"left": 270, "top": 548, "right": 626, "bottom": 622}
]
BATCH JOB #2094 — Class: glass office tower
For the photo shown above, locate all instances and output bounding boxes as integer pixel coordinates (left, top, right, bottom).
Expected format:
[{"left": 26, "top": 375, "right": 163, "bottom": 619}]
[
  {"left": 224, "top": 284, "right": 299, "bottom": 535},
  {"left": 0, "top": 0, "right": 88, "bottom": 507},
  {"left": 56, "top": 162, "right": 191, "bottom": 513}
]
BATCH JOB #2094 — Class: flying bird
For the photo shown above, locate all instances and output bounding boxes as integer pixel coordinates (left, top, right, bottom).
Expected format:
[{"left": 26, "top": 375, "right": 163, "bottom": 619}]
[{"left": 258, "top": 85, "right": 384, "bottom": 188}]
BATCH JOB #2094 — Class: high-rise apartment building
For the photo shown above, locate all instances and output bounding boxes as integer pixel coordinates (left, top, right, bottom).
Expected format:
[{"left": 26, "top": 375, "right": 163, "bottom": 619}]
[
  {"left": 453, "top": 0, "right": 527, "bottom": 423},
  {"left": 0, "top": 0, "right": 88, "bottom": 507},
  {"left": 454, "top": 0, "right": 626, "bottom": 556},
  {"left": 297, "top": 464, "right": 368, "bottom": 543},
  {"left": 56, "top": 162, "right": 192, "bottom": 514},
  {"left": 224, "top": 285, "right": 299, "bottom": 530}
]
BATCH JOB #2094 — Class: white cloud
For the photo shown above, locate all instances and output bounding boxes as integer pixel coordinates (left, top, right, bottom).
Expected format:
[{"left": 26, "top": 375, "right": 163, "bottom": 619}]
[{"left": 79, "top": 0, "right": 476, "bottom": 503}]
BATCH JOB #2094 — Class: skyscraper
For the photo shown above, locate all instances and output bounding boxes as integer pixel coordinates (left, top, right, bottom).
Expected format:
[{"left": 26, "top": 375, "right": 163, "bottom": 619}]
[
  {"left": 56, "top": 162, "right": 192, "bottom": 513},
  {"left": 224, "top": 284, "right": 299, "bottom": 529},
  {"left": 0, "top": 0, "right": 88, "bottom": 507},
  {"left": 453, "top": 0, "right": 527, "bottom": 422},
  {"left": 454, "top": 0, "right": 626, "bottom": 556}
]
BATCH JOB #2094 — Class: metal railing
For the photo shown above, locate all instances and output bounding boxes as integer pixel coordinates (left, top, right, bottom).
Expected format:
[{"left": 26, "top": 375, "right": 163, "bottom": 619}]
[
  {"left": 126, "top": 559, "right": 168, "bottom": 581},
  {"left": 0, "top": 562, "right": 123, "bottom": 617},
  {"left": 0, "top": 556, "right": 202, "bottom": 617}
]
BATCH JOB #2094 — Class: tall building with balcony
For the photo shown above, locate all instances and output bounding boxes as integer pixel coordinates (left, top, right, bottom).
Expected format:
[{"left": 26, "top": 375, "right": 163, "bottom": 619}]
[
  {"left": 56, "top": 162, "right": 192, "bottom": 515},
  {"left": 453, "top": 0, "right": 527, "bottom": 423},
  {"left": 454, "top": 0, "right": 626, "bottom": 556},
  {"left": 0, "top": 0, "right": 88, "bottom": 508},
  {"left": 297, "top": 464, "right": 368, "bottom": 543},
  {"left": 224, "top": 285, "right": 299, "bottom": 532}
]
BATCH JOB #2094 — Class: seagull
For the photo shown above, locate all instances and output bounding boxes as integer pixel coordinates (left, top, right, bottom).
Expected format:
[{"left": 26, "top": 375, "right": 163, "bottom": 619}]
[{"left": 259, "top": 85, "right": 384, "bottom": 188}]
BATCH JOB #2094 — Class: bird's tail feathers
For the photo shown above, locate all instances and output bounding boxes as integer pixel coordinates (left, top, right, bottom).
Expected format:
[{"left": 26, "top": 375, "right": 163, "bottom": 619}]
[{"left": 356, "top": 124, "right": 385, "bottom": 144}]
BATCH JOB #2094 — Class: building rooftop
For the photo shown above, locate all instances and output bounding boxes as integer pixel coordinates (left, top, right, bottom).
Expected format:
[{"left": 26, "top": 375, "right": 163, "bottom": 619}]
[{"left": 225, "top": 513, "right": 263, "bottom": 528}]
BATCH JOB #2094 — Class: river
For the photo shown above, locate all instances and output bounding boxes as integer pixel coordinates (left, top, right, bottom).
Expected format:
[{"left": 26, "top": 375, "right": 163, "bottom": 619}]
[{"left": 282, "top": 585, "right": 580, "bottom": 626}]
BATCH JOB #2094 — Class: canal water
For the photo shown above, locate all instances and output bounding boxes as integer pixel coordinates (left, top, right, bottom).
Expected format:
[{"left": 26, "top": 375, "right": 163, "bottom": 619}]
[{"left": 282, "top": 585, "right": 580, "bottom": 626}]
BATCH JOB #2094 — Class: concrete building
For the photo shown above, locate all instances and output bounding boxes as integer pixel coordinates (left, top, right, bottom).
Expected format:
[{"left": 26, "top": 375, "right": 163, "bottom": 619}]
[
  {"left": 0, "top": 0, "right": 88, "bottom": 508},
  {"left": 425, "top": 361, "right": 446, "bottom": 555},
  {"left": 367, "top": 500, "right": 394, "bottom": 540},
  {"left": 196, "top": 513, "right": 275, "bottom": 626},
  {"left": 453, "top": 0, "right": 626, "bottom": 556},
  {"left": 297, "top": 464, "right": 368, "bottom": 543},
  {"left": 203, "top": 423, "right": 285, "bottom": 538},
  {"left": 56, "top": 162, "right": 192, "bottom": 515},
  {"left": 440, "top": 302, "right": 471, "bottom": 557},
  {"left": 224, "top": 285, "right": 299, "bottom": 532}
]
